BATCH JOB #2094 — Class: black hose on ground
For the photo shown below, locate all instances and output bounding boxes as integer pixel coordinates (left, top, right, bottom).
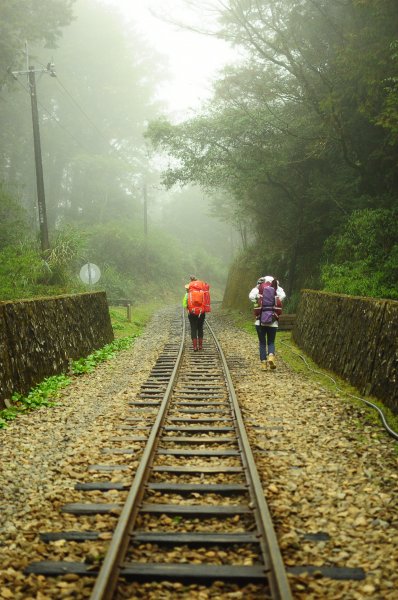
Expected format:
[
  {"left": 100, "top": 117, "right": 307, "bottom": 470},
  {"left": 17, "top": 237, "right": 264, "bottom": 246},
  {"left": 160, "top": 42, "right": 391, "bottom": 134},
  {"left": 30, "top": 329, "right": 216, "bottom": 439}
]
[{"left": 279, "top": 339, "right": 398, "bottom": 442}]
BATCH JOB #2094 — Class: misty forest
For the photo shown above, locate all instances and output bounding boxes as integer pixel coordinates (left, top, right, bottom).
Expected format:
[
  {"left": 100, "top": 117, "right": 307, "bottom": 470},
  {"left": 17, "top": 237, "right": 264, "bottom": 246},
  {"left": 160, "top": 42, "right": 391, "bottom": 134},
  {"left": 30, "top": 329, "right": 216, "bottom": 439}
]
[{"left": 1, "top": 0, "right": 397, "bottom": 309}]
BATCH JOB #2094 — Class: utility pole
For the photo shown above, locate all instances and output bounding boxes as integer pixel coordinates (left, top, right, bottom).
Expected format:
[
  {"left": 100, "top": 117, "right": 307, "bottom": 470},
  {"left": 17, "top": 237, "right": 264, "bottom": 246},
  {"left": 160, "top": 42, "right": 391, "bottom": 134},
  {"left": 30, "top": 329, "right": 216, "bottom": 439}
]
[
  {"left": 10, "top": 45, "right": 55, "bottom": 253},
  {"left": 28, "top": 65, "right": 50, "bottom": 252},
  {"left": 142, "top": 181, "right": 149, "bottom": 277},
  {"left": 143, "top": 181, "right": 148, "bottom": 238}
]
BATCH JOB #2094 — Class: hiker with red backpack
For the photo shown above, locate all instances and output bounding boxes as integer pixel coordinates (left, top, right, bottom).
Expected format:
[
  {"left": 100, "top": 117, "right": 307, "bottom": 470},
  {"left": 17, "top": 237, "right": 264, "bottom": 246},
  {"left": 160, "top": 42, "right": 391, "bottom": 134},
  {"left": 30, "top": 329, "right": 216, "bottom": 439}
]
[
  {"left": 183, "top": 275, "right": 211, "bottom": 351},
  {"left": 249, "top": 275, "right": 286, "bottom": 370}
]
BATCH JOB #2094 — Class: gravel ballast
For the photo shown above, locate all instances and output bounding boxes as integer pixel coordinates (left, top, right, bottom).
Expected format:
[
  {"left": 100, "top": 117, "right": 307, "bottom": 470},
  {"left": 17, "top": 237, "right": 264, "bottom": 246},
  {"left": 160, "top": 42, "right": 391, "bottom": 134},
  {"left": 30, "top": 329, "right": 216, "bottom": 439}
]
[{"left": 0, "top": 308, "right": 397, "bottom": 600}]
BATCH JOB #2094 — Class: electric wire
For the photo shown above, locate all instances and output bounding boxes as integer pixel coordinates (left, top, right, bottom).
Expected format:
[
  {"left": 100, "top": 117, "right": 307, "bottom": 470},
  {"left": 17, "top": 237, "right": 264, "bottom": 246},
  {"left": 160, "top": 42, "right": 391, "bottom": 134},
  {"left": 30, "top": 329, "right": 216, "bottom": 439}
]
[
  {"left": 6, "top": 51, "right": 148, "bottom": 188},
  {"left": 37, "top": 100, "right": 92, "bottom": 153},
  {"left": 55, "top": 77, "right": 115, "bottom": 147},
  {"left": 279, "top": 338, "right": 398, "bottom": 442},
  {"left": 55, "top": 76, "right": 135, "bottom": 169},
  {"left": 13, "top": 76, "right": 94, "bottom": 153},
  {"left": 9, "top": 67, "right": 136, "bottom": 168}
]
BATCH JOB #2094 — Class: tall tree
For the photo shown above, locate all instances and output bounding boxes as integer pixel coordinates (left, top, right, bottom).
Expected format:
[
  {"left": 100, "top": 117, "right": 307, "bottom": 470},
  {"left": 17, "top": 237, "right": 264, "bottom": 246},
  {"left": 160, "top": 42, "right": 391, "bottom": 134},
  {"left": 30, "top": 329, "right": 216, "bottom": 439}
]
[
  {"left": 0, "top": 0, "right": 75, "bottom": 84},
  {"left": 0, "top": 0, "right": 165, "bottom": 230},
  {"left": 147, "top": 0, "right": 398, "bottom": 296}
]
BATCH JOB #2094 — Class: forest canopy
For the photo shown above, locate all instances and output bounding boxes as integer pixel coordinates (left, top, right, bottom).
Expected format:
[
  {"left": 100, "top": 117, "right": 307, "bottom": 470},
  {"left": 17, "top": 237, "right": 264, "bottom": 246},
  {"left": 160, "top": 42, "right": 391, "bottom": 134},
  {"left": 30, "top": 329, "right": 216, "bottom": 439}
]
[
  {"left": 146, "top": 0, "right": 398, "bottom": 302},
  {"left": 1, "top": 0, "right": 397, "bottom": 305}
]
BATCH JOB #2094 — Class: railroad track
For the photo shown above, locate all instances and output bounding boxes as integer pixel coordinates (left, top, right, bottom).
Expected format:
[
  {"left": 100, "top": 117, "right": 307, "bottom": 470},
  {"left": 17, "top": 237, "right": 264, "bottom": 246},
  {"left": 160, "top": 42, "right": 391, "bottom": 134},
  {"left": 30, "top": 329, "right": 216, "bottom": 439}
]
[{"left": 27, "top": 309, "right": 292, "bottom": 599}]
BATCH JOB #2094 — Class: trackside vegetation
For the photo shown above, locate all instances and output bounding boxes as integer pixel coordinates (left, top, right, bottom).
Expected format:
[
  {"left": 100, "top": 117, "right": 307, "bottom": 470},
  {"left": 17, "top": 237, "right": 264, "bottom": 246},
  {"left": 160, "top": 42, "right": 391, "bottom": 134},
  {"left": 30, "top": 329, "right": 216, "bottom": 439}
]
[
  {"left": 222, "top": 308, "right": 398, "bottom": 441},
  {"left": 0, "top": 305, "right": 152, "bottom": 429}
]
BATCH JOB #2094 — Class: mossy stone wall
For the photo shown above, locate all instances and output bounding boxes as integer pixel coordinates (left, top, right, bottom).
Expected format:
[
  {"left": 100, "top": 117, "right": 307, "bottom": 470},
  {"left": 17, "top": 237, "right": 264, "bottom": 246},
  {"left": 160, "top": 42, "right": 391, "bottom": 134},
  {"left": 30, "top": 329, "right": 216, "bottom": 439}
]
[
  {"left": 222, "top": 255, "right": 260, "bottom": 311},
  {"left": 293, "top": 290, "right": 398, "bottom": 413},
  {"left": 0, "top": 292, "right": 114, "bottom": 409}
]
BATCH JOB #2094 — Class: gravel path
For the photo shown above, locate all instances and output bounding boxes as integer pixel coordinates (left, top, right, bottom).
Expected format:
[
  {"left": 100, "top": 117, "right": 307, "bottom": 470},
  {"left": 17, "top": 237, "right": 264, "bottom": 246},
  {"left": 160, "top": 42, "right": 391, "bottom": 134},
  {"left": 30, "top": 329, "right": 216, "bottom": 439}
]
[{"left": 0, "top": 308, "right": 397, "bottom": 600}]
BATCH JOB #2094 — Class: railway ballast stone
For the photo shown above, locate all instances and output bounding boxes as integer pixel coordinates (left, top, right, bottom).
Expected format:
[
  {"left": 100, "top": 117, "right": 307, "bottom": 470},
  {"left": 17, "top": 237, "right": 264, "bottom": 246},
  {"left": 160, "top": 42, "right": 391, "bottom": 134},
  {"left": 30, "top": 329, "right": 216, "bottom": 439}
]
[{"left": 0, "top": 307, "right": 397, "bottom": 600}]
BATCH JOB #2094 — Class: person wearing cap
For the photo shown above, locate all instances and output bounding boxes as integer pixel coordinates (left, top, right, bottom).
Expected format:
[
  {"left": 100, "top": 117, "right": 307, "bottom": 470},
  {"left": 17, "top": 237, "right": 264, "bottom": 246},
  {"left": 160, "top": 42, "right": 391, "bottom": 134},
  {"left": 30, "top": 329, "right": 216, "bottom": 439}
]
[{"left": 249, "top": 275, "right": 286, "bottom": 370}]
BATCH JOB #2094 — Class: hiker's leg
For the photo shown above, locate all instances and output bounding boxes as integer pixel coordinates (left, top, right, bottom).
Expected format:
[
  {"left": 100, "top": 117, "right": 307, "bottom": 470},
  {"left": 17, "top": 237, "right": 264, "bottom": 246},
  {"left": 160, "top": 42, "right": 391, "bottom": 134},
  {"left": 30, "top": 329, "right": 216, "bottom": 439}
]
[
  {"left": 255, "top": 325, "right": 267, "bottom": 362},
  {"left": 266, "top": 327, "right": 277, "bottom": 369},
  {"left": 198, "top": 314, "right": 205, "bottom": 349},
  {"left": 188, "top": 313, "right": 198, "bottom": 340},
  {"left": 266, "top": 327, "right": 277, "bottom": 356}
]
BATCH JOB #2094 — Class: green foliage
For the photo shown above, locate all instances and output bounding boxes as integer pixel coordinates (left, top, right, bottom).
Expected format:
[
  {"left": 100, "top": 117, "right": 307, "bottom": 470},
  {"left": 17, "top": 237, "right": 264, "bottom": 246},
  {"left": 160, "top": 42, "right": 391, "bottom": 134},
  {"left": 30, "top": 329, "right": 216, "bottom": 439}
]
[
  {"left": 0, "top": 374, "right": 71, "bottom": 428},
  {"left": 0, "top": 185, "right": 29, "bottom": 249},
  {"left": 0, "top": 332, "right": 138, "bottom": 429},
  {"left": 83, "top": 220, "right": 227, "bottom": 303},
  {"left": 146, "top": 0, "right": 398, "bottom": 297},
  {"left": 0, "top": 226, "right": 85, "bottom": 300},
  {"left": 42, "top": 226, "right": 85, "bottom": 285},
  {"left": 0, "top": 244, "right": 47, "bottom": 300},
  {"left": 0, "top": 0, "right": 75, "bottom": 85},
  {"left": 71, "top": 336, "right": 135, "bottom": 375},
  {"left": 321, "top": 208, "right": 398, "bottom": 299}
]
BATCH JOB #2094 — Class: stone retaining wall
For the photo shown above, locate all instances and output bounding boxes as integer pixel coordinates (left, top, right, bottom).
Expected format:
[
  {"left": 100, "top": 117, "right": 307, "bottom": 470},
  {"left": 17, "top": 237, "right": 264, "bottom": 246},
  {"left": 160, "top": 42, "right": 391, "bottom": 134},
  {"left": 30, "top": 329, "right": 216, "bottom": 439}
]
[
  {"left": 0, "top": 292, "right": 114, "bottom": 409},
  {"left": 293, "top": 290, "right": 398, "bottom": 413}
]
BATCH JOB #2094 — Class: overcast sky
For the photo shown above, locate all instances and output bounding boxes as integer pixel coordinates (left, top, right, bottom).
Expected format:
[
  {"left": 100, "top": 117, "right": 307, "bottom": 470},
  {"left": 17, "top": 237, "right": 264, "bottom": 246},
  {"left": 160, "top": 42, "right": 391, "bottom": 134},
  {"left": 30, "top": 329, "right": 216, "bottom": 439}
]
[{"left": 103, "top": 0, "right": 237, "bottom": 118}]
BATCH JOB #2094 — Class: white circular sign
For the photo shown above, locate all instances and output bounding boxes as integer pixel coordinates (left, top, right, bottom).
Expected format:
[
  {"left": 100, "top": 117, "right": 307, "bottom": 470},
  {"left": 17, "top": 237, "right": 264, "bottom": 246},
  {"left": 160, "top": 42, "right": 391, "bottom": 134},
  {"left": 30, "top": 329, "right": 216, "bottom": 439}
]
[{"left": 79, "top": 263, "right": 101, "bottom": 284}]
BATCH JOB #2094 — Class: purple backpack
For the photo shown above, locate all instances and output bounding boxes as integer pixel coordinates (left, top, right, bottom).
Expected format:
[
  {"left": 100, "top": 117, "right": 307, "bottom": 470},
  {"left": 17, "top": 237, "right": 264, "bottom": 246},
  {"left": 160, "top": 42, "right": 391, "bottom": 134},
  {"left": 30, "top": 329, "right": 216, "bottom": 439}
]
[{"left": 260, "top": 285, "right": 276, "bottom": 325}]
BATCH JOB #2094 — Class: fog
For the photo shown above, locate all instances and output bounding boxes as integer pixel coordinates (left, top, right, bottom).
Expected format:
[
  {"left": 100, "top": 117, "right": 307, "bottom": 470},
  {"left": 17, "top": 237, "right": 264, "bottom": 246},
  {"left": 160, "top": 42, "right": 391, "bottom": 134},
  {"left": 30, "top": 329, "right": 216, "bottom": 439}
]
[
  {"left": 104, "top": 0, "right": 237, "bottom": 118},
  {"left": 0, "top": 0, "right": 238, "bottom": 302},
  {"left": 1, "top": 0, "right": 396, "bottom": 304}
]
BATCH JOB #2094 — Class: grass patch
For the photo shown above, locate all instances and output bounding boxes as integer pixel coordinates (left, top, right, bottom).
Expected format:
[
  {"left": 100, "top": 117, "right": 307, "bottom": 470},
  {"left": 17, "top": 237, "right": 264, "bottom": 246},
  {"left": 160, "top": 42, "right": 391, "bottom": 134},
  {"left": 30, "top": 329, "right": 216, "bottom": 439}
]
[{"left": 109, "top": 303, "right": 157, "bottom": 338}]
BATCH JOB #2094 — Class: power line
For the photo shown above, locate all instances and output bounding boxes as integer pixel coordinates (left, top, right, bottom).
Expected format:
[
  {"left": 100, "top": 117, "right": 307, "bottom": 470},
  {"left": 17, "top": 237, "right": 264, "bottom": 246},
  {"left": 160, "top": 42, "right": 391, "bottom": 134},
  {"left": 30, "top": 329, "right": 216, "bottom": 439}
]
[
  {"left": 55, "top": 76, "right": 136, "bottom": 169},
  {"left": 13, "top": 76, "right": 91, "bottom": 153},
  {"left": 38, "top": 99, "right": 93, "bottom": 154},
  {"left": 56, "top": 77, "right": 112, "bottom": 146},
  {"left": 12, "top": 70, "right": 145, "bottom": 183},
  {"left": 9, "top": 54, "right": 147, "bottom": 193}
]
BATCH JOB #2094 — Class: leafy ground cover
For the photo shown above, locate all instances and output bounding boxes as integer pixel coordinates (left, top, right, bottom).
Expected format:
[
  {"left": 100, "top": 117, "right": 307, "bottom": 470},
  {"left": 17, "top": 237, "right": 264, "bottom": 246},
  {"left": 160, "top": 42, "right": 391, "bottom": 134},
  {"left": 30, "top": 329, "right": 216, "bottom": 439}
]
[
  {"left": 109, "top": 303, "right": 157, "bottom": 338},
  {"left": 0, "top": 303, "right": 155, "bottom": 428}
]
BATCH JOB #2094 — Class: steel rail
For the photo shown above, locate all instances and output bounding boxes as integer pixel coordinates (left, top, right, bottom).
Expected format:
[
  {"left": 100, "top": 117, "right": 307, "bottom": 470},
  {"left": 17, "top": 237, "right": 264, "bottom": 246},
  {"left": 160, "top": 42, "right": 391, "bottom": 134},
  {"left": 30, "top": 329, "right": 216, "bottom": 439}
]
[
  {"left": 89, "top": 309, "right": 186, "bottom": 600},
  {"left": 206, "top": 320, "right": 293, "bottom": 600}
]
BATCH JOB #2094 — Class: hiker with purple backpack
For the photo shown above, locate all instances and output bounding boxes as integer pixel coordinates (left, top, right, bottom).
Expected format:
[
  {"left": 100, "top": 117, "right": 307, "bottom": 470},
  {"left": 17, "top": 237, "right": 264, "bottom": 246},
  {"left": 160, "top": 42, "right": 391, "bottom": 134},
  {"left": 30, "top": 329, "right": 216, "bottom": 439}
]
[{"left": 249, "top": 276, "right": 286, "bottom": 370}]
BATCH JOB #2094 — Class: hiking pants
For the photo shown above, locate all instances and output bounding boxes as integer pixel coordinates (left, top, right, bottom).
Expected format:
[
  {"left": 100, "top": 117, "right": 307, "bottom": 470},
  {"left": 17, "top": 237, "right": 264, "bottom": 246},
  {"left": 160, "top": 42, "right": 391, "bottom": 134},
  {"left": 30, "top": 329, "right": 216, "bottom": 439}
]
[
  {"left": 188, "top": 313, "right": 205, "bottom": 340},
  {"left": 255, "top": 325, "right": 277, "bottom": 361}
]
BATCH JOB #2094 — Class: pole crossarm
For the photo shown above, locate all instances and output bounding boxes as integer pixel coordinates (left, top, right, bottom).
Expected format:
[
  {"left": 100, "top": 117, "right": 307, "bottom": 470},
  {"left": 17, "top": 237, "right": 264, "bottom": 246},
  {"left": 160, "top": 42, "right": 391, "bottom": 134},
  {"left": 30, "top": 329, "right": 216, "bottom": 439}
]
[{"left": 10, "top": 64, "right": 56, "bottom": 78}]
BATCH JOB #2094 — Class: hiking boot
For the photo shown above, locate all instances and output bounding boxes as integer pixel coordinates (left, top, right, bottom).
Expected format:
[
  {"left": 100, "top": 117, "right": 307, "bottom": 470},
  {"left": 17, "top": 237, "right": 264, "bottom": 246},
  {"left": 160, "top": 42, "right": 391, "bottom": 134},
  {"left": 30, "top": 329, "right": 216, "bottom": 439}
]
[
  {"left": 192, "top": 339, "right": 198, "bottom": 352},
  {"left": 261, "top": 360, "right": 268, "bottom": 371},
  {"left": 268, "top": 354, "right": 276, "bottom": 369},
  {"left": 198, "top": 338, "right": 203, "bottom": 350}
]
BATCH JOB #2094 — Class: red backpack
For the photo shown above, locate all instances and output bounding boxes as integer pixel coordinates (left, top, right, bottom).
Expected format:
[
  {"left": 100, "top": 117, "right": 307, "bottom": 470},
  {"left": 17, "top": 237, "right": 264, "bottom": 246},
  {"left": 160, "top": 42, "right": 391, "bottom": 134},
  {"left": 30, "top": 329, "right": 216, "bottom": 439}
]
[
  {"left": 187, "top": 280, "right": 205, "bottom": 315},
  {"left": 187, "top": 280, "right": 211, "bottom": 315},
  {"left": 203, "top": 282, "right": 211, "bottom": 313}
]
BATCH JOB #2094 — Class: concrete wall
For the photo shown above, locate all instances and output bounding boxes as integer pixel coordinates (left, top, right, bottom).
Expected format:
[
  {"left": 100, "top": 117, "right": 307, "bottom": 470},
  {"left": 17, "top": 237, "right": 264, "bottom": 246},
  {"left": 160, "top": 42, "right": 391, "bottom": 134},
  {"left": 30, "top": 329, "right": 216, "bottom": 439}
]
[
  {"left": 293, "top": 290, "right": 398, "bottom": 413},
  {"left": 0, "top": 292, "right": 114, "bottom": 409}
]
